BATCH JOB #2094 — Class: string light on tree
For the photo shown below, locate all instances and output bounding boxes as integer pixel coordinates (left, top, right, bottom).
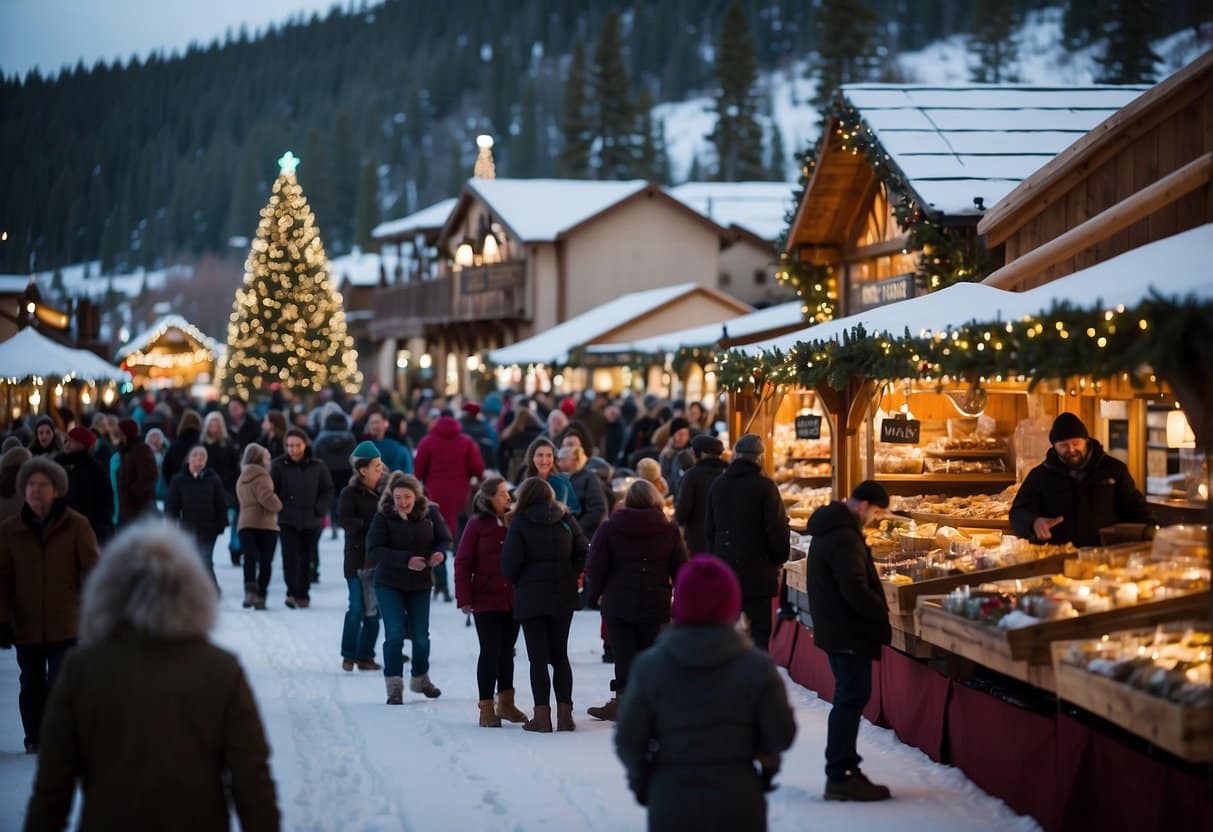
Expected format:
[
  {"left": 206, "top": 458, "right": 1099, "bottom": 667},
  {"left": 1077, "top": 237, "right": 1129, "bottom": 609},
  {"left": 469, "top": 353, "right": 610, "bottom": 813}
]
[{"left": 217, "top": 150, "right": 362, "bottom": 399}]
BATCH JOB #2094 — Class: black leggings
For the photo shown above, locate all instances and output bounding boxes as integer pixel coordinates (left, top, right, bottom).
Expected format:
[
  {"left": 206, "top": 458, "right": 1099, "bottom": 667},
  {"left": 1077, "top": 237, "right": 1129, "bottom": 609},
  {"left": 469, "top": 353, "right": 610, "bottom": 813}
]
[
  {"left": 473, "top": 611, "right": 521, "bottom": 701},
  {"left": 240, "top": 528, "right": 278, "bottom": 597},
  {"left": 520, "top": 611, "right": 574, "bottom": 707},
  {"left": 603, "top": 616, "right": 662, "bottom": 693},
  {"left": 280, "top": 525, "right": 320, "bottom": 601}
]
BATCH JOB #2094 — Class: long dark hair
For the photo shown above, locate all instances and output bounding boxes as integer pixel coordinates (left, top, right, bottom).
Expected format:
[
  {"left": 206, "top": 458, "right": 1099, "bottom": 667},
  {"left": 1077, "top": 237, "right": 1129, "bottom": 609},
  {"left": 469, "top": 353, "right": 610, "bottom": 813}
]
[
  {"left": 506, "top": 477, "right": 554, "bottom": 522},
  {"left": 523, "top": 436, "right": 557, "bottom": 478},
  {"left": 472, "top": 476, "right": 508, "bottom": 518}
]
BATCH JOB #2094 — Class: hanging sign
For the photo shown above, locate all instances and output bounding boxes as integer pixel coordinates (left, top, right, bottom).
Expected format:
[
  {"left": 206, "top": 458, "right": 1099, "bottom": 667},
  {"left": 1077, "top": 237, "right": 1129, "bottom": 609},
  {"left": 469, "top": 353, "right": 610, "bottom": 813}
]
[
  {"left": 880, "top": 417, "right": 921, "bottom": 444},
  {"left": 795, "top": 413, "right": 823, "bottom": 439}
]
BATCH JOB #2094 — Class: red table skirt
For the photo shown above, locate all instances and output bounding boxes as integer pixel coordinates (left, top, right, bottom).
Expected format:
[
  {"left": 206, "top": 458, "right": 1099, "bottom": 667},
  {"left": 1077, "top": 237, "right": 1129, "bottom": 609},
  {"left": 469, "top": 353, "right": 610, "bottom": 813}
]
[
  {"left": 768, "top": 600, "right": 799, "bottom": 670},
  {"left": 785, "top": 629, "right": 884, "bottom": 724},
  {"left": 879, "top": 646, "right": 948, "bottom": 761}
]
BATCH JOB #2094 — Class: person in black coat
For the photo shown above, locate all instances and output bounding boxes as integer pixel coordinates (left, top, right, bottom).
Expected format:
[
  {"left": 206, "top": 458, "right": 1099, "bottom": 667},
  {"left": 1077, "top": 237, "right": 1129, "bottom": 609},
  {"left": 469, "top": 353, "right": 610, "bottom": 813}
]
[
  {"left": 674, "top": 434, "right": 727, "bottom": 555},
  {"left": 584, "top": 480, "right": 688, "bottom": 721},
  {"left": 164, "top": 446, "right": 228, "bottom": 589},
  {"left": 615, "top": 554, "right": 796, "bottom": 832},
  {"left": 271, "top": 429, "right": 333, "bottom": 607},
  {"left": 559, "top": 445, "right": 608, "bottom": 540},
  {"left": 161, "top": 409, "right": 203, "bottom": 484},
  {"left": 58, "top": 428, "right": 114, "bottom": 544},
  {"left": 337, "top": 442, "right": 386, "bottom": 672},
  {"left": 226, "top": 397, "right": 262, "bottom": 451},
  {"left": 500, "top": 476, "right": 588, "bottom": 733},
  {"left": 314, "top": 409, "right": 357, "bottom": 539},
  {"left": 202, "top": 412, "right": 242, "bottom": 565},
  {"left": 366, "top": 472, "right": 451, "bottom": 703},
  {"left": 805, "top": 480, "right": 893, "bottom": 802},
  {"left": 1010, "top": 413, "right": 1154, "bottom": 547},
  {"left": 703, "top": 434, "right": 789, "bottom": 652}
]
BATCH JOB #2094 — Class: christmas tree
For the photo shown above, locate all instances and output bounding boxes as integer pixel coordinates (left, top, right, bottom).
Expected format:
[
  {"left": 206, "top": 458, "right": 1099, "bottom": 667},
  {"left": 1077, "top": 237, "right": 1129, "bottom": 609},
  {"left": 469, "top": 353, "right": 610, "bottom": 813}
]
[
  {"left": 708, "top": 3, "right": 766, "bottom": 181},
  {"left": 218, "top": 151, "right": 362, "bottom": 399}
]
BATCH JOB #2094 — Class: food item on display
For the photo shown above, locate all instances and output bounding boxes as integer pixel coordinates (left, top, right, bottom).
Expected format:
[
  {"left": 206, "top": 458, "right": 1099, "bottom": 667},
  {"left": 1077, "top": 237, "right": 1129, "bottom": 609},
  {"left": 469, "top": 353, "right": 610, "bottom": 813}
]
[
  {"left": 892, "top": 484, "right": 1018, "bottom": 521},
  {"left": 876, "top": 535, "right": 1074, "bottom": 584},
  {"left": 773, "top": 461, "right": 831, "bottom": 483},
  {"left": 1150, "top": 524, "right": 1209, "bottom": 564},
  {"left": 780, "top": 484, "right": 832, "bottom": 523},
  {"left": 875, "top": 445, "right": 924, "bottom": 474},
  {"left": 779, "top": 437, "right": 832, "bottom": 460},
  {"left": 1060, "top": 623, "right": 1211, "bottom": 706},
  {"left": 928, "top": 436, "right": 1008, "bottom": 453},
  {"left": 924, "top": 457, "right": 1006, "bottom": 474}
]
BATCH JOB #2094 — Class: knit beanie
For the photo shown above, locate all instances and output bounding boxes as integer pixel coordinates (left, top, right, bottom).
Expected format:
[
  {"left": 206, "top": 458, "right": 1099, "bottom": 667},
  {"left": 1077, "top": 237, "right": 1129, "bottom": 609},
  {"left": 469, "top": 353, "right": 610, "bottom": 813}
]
[
  {"left": 118, "top": 419, "right": 140, "bottom": 442},
  {"left": 559, "top": 397, "right": 577, "bottom": 417},
  {"left": 350, "top": 440, "right": 382, "bottom": 462},
  {"left": 671, "top": 554, "right": 742, "bottom": 625},
  {"left": 668, "top": 417, "right": 691, "bottom": 436},
  {"left": 67, "top": 426, "right": 97, "bottom": 452},
  {"left": 483, "top": 392, "right": 503, "bottom": 415},
  {"left": 734, "top": 433, "right": 764, "bottom": 461},
  {"left": 1049, "top": 413, "right": 1089, "bottom": 444}
]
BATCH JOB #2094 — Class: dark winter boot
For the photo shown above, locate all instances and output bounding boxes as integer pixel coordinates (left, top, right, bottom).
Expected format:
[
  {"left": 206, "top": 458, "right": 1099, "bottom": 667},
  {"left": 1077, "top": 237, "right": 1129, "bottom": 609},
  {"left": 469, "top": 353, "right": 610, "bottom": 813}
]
[
  {"left": 410, "top": 673, "right": 441, "bottom": 698},
  {"left": 586, "top": 697, "right": 618, "bottom": 722},
  {"left": 478, "top": 700, "right": 502, "bottom": 727},
  {"left": 495, "top": 689, "right": 528, "bottom": 724},
  {"left": 342, "top": 659, "right": 355, "bottom": 672},
  {"left": 385, "top": 676, "right": 404, "bottom": 705},
  {"left": 230, "top": 548, "right": 241, "bottom": 567},
  {"left": 556, "top": 702, "right": 576, "bottom": 732},
  {"left": 285, "top": 596, "right": 297, "bottom": 609},
  {"left": 243, "top": 591, "right": 256, "bottom": 609},
  {"left": 824, "top": 771, "right": 892, "bottom": 802},
  {"left": 355, "top": 658, "right": 382, "bottom": 671},
  {"left": 523, "top": 705, "right": 553, "bottom": 733},
  {"left": 253, "top": 595, "right": 267, "bottom": 610}
]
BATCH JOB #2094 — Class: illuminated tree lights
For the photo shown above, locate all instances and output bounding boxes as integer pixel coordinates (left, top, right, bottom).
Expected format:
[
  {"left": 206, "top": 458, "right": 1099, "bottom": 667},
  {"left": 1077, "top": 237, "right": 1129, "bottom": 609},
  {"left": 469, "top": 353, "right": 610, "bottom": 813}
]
[{"left": 218, "top": 152, "right": 362, "bottom": 399}]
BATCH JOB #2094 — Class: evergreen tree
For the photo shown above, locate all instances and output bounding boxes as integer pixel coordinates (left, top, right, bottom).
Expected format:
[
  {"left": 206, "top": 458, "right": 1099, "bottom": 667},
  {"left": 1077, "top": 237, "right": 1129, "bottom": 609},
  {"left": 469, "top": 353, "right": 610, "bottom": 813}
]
[
  {"left": 767, "top": 122, "right": 787, "bottom": 181},
  {"left": 708, "top": 4, "right": 766, "bottom": 181},
  {"left": 218, "top": 152, "right": 362, "bottom": 399},
  {"left": 353, "top": 160, "right": 379, "bottom": 253},
  {"left": 634, "top": 90, "right": 661, "bottom": 182},
  {"left": 809, "top": 0, "right": 881, "bottom": 113},
  {"left": 591, "top": 12, "right": 635, "bottom": 179},
  {"left": 558, "top": 39, "right": 592, "bottom": 178},
  {"left": 687, "top": 153, "right": 702, "bottom": 182},
  {"left": 511, "top": 80, "right": 542, "bottom": 178},
  {"left": 969, "top": 0, "right": 1020, "bottom": 83},
  {"left": 1062, "top": 0, "right": 1108, "bottom": 50},
  {"left": 1097, "top": 0, "right": 1160, "bottom": 84}
]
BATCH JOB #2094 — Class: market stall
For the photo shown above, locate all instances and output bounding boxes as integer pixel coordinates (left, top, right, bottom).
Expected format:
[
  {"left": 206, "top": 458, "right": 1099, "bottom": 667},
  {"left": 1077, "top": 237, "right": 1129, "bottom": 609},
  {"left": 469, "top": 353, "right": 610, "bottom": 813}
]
[
  {"left": 115, "top": 314, "right": 223, "bottom": 390},
  {"left": 0, "top": 326, "right": 129, "bottom": 419}
]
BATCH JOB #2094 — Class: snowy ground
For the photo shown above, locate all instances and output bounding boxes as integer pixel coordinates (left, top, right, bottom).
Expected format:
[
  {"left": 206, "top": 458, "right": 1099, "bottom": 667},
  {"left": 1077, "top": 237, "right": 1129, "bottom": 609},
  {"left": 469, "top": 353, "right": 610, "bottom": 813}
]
[{"left": 1, "top": 532, "right": 1042, "bottom": 831}]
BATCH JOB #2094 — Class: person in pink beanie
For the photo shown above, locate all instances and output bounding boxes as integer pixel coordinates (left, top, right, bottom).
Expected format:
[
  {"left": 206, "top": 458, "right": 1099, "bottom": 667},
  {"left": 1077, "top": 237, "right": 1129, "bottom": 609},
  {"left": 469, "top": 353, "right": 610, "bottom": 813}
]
[{"left": 614, "top": 554, "right": 796, "bottom": 832}]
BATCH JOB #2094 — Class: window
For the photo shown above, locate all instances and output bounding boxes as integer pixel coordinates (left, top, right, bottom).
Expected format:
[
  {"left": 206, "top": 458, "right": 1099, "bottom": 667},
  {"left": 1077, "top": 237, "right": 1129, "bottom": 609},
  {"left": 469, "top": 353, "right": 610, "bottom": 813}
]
[{"left": 854, "top": 183, "right": 901, "bottom": 248}]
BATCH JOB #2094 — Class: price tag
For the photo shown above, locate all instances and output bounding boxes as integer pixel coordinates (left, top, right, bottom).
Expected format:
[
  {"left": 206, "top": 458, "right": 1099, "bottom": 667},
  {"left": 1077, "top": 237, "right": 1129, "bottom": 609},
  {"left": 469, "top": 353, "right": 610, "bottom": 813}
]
[
  {"left": 880, "top": 417, "right": 921, "bottom": 444},
  {"left": 794, "top": 413, "right": 822, "bottom": 439}
]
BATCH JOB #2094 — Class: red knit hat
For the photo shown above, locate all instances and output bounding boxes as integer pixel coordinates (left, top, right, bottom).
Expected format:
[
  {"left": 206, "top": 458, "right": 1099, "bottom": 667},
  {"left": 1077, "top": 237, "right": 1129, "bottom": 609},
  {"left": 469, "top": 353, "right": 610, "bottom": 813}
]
[
  {"left": 66, "top": 427, "right": 97, "bottom": 451},
  {"left": 671, "top": 554, "right": 741, "bottom": 625},
  {"left": 118, "top": 419, "right": 140, "bottom": 442},
  {"left": 559, "top": 397, "right": 576, "bottom": 417}
]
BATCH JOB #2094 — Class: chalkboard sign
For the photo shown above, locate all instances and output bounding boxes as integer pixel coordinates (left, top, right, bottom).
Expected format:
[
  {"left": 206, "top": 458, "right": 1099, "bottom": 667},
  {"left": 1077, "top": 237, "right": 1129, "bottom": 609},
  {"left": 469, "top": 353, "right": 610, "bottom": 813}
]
[
  {"left": 795, "top": 413, "right": 822, "bottom": 440},
  {"left": 880, "top": 417, "right": 921, "bottom": 444}
]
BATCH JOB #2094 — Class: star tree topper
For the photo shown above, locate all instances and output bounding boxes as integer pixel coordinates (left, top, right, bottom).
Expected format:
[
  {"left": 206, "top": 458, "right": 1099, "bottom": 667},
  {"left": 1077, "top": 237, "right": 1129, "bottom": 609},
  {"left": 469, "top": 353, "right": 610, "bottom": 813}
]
[{"left": 278, "top": 150, "right": 300, "bottom": 176}]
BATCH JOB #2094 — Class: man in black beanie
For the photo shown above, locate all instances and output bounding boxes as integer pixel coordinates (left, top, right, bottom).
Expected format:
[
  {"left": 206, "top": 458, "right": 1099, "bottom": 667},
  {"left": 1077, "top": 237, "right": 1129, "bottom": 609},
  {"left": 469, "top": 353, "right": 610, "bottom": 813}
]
[
  {"left": 675, "top": 434, "right": 728, "bottom": 555},
  {"left": 1010, "top": 413, "right": 1153, "bottom": 547}
]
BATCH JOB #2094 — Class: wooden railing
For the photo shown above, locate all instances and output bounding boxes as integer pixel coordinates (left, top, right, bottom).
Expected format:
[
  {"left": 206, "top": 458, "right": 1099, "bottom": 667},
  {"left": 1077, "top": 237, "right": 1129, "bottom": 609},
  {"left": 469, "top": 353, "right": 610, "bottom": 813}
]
[{"left": 369, "top": 261, "right": 529, "bottom": 339}]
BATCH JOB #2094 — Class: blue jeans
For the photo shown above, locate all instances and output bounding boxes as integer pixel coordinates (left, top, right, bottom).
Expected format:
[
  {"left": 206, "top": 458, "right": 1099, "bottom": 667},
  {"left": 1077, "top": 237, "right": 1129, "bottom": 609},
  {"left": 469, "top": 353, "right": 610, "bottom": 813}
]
[
  {"left": 342, "top": 576, "right": 381, "bottom": 660},
  {"left": 227, "top": 508, "right": 241, "bottom": 553},
  {"left": 375, "top": 584, "right": 430, "bottom": 678},
  {"left": 825, "top": 651, "right": 873, "bottom": 780}
]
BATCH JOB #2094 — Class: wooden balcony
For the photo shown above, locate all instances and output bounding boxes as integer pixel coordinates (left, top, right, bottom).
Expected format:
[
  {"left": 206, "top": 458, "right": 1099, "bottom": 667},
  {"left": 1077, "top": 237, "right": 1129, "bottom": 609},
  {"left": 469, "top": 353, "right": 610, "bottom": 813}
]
[{"left": 369, "top": 261, "right": 529, "bottom": 340}]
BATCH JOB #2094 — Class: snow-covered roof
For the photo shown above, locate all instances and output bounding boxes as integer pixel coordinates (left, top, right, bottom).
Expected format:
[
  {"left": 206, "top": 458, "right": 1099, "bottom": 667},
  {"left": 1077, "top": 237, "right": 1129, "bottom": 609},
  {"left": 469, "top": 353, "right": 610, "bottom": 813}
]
[
  {"left": 488, "top": 283, "right": 704, "bottom": 366},
  {"left": 463, "top": 179, "right": 650, "bottom": 243},
  {"left": 115, "top": 314, "right": 223, "bottom": 362},
  {"left": 666, "top": 182, "right": 795, "bottom": 242},
  {"left": 744, "top": 224, "right": 1213, "bottom": 357},
  {"left": 841, "top": 83, "right": 1149, "bottom": 217},
  {"left": 0, "top": 327, "right": 129, "bottom": 383},
  {"left": 590, "top": 301, "right": 802, "bottom": 356},
  {"left": 0, "top": 275, "right": 31, "bottom": 294},
  {"left": 372, "top": 198, "right": 458, "bottom": 241},
  {"left": 328, "top": 247, "right": 408, "bottom": 288}
]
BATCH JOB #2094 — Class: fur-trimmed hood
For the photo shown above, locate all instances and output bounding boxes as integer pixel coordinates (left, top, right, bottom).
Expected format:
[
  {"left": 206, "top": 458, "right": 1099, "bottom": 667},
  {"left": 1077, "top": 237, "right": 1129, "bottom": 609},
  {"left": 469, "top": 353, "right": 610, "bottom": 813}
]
[{"left": 80, "top": 520, "right": 217, "bottom": 643}]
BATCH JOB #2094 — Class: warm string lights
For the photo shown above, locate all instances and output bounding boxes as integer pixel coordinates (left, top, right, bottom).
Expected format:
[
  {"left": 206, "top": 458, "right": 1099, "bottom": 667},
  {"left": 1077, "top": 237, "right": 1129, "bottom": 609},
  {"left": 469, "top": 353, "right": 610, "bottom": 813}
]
[
  {"left": 217, "top": 152, "right": 363, "bottom": 399},
  {"left": 716, "top": 295, "right": 1211, "bottom": 395}
]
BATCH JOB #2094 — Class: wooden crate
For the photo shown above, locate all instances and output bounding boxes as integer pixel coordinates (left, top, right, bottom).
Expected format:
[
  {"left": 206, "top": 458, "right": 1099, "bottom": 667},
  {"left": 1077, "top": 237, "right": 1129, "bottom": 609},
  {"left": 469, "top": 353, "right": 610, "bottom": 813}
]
[
  {"left": 908, "top": 511, "right": 1012, "bottom": 530},
  {"left": 880, "top": 552, "right": 1072, "bottom": 616},
  {"left": 916, "top": 591, "right": 1211, "bottom": 691},
  {"left": 1051, "top": 643, "right": 1212, "bottom": 762},
  {"left": 889, "top": 612, "right": 932, "bottom": 658},
  {"left": 784, "top": 559, "right": 807, "bottom": 594}
]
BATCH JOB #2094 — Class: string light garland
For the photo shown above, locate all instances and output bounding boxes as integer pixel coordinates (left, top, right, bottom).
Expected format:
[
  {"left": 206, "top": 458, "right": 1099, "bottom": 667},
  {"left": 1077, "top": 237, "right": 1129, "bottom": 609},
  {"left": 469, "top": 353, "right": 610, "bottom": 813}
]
[{"left": 217, "top": 151, "right": 363, "bottom": 399}]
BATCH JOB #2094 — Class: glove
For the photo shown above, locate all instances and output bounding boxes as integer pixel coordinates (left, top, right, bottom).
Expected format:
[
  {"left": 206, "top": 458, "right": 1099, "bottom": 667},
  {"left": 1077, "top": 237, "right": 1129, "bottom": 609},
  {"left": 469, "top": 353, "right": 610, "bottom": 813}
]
[
  {"left": 755, "top": 752, "right": 780, "bottom": 793},
  {"left": 0, "top": 623, "right": 14, "bottom": 650}
]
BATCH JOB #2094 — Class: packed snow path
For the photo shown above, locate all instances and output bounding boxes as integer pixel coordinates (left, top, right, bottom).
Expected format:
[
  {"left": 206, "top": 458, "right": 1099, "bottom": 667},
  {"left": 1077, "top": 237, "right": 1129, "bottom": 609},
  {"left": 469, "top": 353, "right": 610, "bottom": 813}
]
[{"left": 1, "top": 532, "right": 1041, "bottom": 831}]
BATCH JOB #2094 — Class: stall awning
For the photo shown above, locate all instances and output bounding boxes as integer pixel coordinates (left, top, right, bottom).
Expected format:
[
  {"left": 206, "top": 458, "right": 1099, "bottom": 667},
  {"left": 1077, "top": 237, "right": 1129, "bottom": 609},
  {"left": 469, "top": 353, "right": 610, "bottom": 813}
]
[
  {"left": 0, "top": 327, "right": 130, "bottom": 383},
  {"left": 589, "top": 301, "right": 803, "bottom": 357},
  {"left": 488, "top": 283, "right": 740, "bottom": 367},
  {"left": 115, "top": 314, "right": 222, "bottom": 363}
]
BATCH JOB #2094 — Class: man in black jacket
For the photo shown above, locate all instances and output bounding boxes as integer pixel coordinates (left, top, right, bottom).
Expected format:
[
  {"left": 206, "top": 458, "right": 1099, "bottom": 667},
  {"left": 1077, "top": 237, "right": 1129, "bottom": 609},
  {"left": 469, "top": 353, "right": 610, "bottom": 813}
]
[
  {"left": 272, "top": 429, "right": 334, "bottom": 607},
  {"left": 703, "top": 433, "right": 789, "bottom": 651},
  {"left": 805, "top": 480, "right": 893, "bottom": 802},
  {"left": 58, "top": 428, "right": 114, "bottom": 544},
  {"left": 164, "top": 445, "right": 228, "bottom": 590},
  {"left": 675, "top": 434, "right": 727, "bottom": 555},
  {"left": 1010, "top": 413, "right": 1154, "bottom": 547}
]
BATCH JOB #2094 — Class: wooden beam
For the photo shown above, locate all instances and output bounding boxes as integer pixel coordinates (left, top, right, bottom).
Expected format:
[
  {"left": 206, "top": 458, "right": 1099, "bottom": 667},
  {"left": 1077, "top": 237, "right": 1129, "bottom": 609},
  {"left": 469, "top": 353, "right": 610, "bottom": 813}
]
[{"left": 982, "top": 152, "right": 1213, "bottom": 290}]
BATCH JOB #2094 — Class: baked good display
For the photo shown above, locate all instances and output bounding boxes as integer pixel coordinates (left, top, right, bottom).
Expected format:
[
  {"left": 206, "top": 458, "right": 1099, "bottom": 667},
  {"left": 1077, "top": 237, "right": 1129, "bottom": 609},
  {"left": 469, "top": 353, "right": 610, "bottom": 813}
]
[{"left": 1059, "top": 622, "right": 1211, "bottom": 706}]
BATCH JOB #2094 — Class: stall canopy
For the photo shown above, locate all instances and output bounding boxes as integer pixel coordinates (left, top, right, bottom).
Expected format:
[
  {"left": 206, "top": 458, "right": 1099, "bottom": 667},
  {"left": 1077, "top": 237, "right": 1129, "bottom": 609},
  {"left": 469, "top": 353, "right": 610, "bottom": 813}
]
[
  {"left": 0, "top": 327, "right": 129, "bottom": 383},
  {"left": 487, "top": 283, "right": 748, "bottom": 367},
  {"left": 589, "top": 300, "right": 802, "bottom": 357}
]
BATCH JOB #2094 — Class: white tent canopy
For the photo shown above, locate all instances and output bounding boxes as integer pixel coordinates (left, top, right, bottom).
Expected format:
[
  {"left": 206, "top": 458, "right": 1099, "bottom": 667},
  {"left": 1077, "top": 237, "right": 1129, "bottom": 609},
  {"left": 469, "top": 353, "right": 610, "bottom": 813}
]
[
  {"left": 0, "top": 327, "right": 130, "bottom": 383},
  {"left": 590, "top": 301, "right": 803, "bottom": 356}
]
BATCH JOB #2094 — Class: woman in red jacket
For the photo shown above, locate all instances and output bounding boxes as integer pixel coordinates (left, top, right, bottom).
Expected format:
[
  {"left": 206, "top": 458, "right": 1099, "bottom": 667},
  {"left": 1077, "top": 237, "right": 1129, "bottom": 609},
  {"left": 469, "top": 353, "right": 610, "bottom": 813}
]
[
  {"left": 416, "top": 414, "right": 485, "bottom": 601},
  {"left": 455, "top": 476, "right": 528, "bottom": 727}
]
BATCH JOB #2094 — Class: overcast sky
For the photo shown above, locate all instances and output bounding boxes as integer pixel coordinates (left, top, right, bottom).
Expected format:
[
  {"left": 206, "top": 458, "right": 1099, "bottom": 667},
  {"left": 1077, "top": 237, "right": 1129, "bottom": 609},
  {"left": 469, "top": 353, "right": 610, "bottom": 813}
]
[{"left": 0, "top": 0, "right": 386, "bottom": 79}]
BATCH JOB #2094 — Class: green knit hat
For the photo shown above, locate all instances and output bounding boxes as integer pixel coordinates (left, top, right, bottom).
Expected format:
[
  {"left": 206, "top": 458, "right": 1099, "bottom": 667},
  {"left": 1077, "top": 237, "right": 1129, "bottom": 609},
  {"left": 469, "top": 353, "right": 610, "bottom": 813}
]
[{"left": 350, "top": 440, "right": 382, "bottom": 462}]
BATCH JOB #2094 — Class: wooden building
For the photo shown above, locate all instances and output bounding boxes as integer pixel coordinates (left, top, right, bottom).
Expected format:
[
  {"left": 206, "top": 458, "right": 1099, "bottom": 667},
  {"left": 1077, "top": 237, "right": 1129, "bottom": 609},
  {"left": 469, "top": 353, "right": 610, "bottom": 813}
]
[{"left": 784, "top": 84, "right": 1146, "bottom": 317}]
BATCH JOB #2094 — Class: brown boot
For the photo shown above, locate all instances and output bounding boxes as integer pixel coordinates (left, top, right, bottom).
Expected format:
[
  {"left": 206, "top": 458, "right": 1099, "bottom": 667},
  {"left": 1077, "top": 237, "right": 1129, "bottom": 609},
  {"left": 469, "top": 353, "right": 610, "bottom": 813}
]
[
  {"left": 586, "top": 697, "right": 618, "bottom": 721},
  {"left": 341, "top": 659, "right": 355, "bottom": 672},
  {"left": 556, "top": 702, "right": 576, "bottom": 732},
  {"left": 523, "top": 705, "right": 553, "bottom": 733},
  {"left": 478, "top": 700, "right": 502, "bottom": 727},
  {"left": 495, "top": 689, "right": 527, "bottom": 724},
  {"left": 355, "top": 658, "right": 381, "bottom": 671}
]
